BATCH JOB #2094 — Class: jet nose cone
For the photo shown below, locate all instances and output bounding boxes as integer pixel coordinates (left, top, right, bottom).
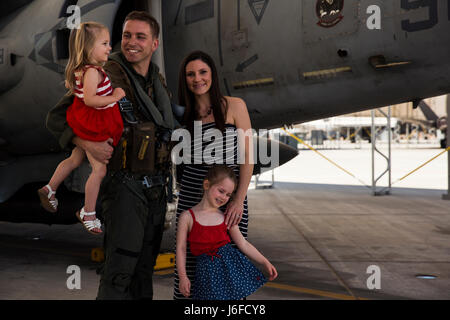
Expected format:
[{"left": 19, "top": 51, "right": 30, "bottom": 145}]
[
  {"left": 278, "top": 139, "right": 300, "bottom": 164},
  {"left": 252, "top": 136, "right": 299, "bottom": 176}
]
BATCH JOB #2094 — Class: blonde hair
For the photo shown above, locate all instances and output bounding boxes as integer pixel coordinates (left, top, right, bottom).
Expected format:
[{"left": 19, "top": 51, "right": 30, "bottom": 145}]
[{"left": 65, "top": 22, "right": 108, "bottom": 95}]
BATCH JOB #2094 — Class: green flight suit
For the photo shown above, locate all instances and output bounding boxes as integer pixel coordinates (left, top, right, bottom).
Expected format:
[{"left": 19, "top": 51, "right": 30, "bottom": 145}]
[
  {"left": 97, "top": 171, "right": 166, "bottom": 299},
  {"left": 46, "top": 52, "right": 174, "bottom": 300}
]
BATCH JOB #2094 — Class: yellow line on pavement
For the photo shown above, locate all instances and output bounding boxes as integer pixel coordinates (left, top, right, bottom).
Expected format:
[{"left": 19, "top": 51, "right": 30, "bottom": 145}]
[
  {"left": 264, "top": 282, "right": 368, "bottom": 300},
  {"left": 153, "top": 268, "right": 367, "bottom": 300},
  {"left": 281, "top": 127, "right": 370, "bottom": 187},
  {"left": 393, "top": 146, "right": 450, "bottom": 185},
  {"left": 283, "top": 127, "right": 450, "bottom": 189}
]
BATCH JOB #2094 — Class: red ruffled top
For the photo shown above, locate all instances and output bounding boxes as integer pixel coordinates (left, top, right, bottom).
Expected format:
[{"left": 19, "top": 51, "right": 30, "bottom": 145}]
[
  {"left": 66, "top": 65, "right": 123, "bottom": 146},
  {"left": 187, "top": 209, "right": 230, "bottom": 257}
]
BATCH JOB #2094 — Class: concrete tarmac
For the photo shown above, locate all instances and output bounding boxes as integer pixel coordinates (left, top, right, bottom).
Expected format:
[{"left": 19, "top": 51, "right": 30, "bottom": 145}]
[{"left": 0, "top": 147, "right": 449, "bottom": 300}]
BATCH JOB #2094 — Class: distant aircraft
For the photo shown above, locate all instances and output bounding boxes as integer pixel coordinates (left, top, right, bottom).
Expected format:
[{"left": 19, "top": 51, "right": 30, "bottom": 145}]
[
  {"left": 417, "top": 100, "right": 447, "bottom": 148},
  {"left": 0, "top": 0, "right": 449, "bottom": 223}
]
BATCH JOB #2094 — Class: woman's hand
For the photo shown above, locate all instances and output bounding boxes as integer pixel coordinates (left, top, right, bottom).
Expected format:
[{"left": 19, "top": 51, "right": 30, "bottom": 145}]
[{"left": 224, "top": 197, "right": 244, "bottom": 229}]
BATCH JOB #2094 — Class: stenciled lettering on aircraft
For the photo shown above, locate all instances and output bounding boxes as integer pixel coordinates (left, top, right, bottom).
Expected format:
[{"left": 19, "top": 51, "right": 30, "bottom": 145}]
[
  {"left": 316, "top": 0, "right": 344, "bottom": 28},
  {"left": 401, "top": 0, "right": 450, "bottom": 32}
]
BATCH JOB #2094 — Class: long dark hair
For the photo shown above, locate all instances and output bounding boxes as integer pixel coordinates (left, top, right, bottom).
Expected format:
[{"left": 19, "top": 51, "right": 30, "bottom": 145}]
[{"left": 178, "top": 51, "right": 227, "bottom": 132}]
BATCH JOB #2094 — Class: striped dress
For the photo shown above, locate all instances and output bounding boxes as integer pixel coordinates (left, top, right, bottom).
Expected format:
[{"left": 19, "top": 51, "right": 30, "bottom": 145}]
[
  {"left": 173, "top": 122, "right": 249, "bottom": 300},
  {"left": 66, "top": 65, "right": 123, "bottom": 146}
]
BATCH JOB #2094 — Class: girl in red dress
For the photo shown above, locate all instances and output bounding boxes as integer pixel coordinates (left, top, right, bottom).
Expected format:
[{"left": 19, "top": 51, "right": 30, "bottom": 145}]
[
  {"left": 176, "top": 165, "right": 278, "bottom": 299},
  {"left": 38, "top": 22, "right": 125, "bottom": 235}
]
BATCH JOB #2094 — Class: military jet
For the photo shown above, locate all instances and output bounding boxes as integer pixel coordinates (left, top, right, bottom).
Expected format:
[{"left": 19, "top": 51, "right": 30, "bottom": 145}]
[{"left": 0, "top": 0, "right": 449, "bottom": 224}]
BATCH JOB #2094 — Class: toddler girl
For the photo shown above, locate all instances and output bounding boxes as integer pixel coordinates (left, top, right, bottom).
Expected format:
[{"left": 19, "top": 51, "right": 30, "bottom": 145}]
[{"left": 38, "top": 22, "right": 125, "bottom": 234}]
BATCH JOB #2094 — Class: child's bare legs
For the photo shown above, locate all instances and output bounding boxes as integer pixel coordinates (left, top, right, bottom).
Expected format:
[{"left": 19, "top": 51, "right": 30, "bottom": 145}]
[
  {"left": 49, "top": 146, "right": 85, "bottom": 192},
  {"left": 80, "top": 150, "right": 107, "bottom": 233},
  {"left": 39, "top": 146, "right": 85, "bottom": 212},
  {"left": 84, "top": 150, "right": 106, "bottom": 212}
]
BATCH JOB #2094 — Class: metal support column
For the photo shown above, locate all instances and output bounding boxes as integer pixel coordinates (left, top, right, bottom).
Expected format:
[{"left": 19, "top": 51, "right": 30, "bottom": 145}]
[
  {"left": 254, "top": 130, "right": 275, "bottom": 189},
  {"left": 371, "top": 107, "right": 392, "bottom": 196},
  {"left": 148, "top": 0, "right": 165, "bottom": 77},
  {"left": 443, "top": 96, "right": 450, "bottom": 200},
  {"left": 254, "top": 170, "right": 274, "bottom": 189}
]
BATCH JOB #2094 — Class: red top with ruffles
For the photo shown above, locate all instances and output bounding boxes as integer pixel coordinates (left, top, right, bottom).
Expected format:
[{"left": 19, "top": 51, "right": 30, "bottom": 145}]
[
  {"left": 187, "top": 209, "right": 230, "bottom": 257},
  {"left": 66, "top": 65, "right": 123, "bottom": 146}
]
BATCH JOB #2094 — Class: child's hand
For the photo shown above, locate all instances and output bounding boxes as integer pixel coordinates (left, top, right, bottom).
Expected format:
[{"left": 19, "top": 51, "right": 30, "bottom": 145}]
[
  {"left": 264, "top": 262, "right": 278, "bottom": 281},
  {"left": 112, "top": 87, "right": 126, "bottom": 101},
  {"left": 179, "top": 275, "right": 191, "bottom": 297}
]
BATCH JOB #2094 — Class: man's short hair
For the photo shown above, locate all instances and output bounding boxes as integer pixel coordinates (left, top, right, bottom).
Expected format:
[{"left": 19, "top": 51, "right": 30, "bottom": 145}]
[{"left": 123, "top": 11, "right": 160, "bottom": 38}]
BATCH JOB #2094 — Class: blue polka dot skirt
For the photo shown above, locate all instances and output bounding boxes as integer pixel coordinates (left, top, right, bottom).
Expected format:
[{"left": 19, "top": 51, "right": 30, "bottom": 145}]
[{"left": 192, "top": 243, "right": 267, "bottom": 300}]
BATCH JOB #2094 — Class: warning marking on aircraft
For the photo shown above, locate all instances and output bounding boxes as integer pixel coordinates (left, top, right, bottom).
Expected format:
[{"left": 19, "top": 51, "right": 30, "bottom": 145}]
[
  {"left": 248, "top": 0, "right": 269, "bottom": 24},
  {"left": 235, "top": 54, "right": 259, "bottom": 72},
  {"left": 302, "top": 66, "right": 352, "bottom": 80},
  {"left": 232, "top": 77, "right": 274, "bottom": 90}
]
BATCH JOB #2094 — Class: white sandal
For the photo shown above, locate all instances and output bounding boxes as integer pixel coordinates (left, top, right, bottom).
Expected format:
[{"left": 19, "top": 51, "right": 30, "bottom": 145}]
[
  {"left": 76, "top": 208, "right": 102, "bottom": 235},
  {"left": 37, "top": 184, "right": 58, "bottom": 213}
]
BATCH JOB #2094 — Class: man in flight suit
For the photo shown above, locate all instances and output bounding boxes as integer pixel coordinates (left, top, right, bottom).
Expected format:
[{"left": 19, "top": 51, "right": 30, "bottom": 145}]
[{"left": 46, "top": 11, "right": 175, "bottom": 299}]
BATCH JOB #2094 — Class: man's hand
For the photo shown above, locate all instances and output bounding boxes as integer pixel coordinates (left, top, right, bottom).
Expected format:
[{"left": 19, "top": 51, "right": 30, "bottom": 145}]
[{"left": 73, "top": 137, "right": 114, "bottom": 164}]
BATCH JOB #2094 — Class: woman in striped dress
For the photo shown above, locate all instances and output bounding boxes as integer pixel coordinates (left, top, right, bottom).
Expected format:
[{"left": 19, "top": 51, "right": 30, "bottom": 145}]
[{"left": 173, "top": 51, "right": 254, "bottom": 299}]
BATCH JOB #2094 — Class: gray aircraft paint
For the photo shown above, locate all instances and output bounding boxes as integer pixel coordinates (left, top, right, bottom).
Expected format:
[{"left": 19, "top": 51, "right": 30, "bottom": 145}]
[{"left": 0, "top": 0, "right": 449, "bottom": 216}]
